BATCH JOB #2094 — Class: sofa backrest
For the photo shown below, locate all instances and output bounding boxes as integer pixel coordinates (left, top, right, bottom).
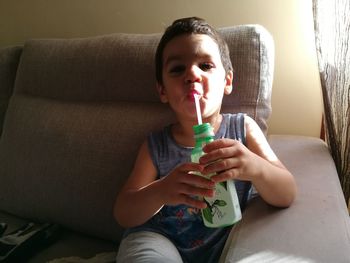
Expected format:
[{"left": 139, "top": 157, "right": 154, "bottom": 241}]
[
  {"left": 0, "top": 46, "right": 22, "bottom": 136},
  {"left": 0, "top": 25, "right": 274, "bottom": 242}
]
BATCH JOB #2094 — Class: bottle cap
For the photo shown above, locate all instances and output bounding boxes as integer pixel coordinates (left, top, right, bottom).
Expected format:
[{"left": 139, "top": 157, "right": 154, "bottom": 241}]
[{"left": 193, "top": 123, "right": 214, "bottom": 138}]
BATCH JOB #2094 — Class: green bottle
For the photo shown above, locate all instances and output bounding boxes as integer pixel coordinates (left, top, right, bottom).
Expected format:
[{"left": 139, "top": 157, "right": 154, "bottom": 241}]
[{"left": 191, "top": 123, "right": 242, "bottom": 228}]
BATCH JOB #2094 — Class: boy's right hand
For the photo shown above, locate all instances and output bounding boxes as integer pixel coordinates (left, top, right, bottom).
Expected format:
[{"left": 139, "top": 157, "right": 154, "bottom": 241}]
[{"left": 158, "top": 162, "right": 215, "bottom": 209}]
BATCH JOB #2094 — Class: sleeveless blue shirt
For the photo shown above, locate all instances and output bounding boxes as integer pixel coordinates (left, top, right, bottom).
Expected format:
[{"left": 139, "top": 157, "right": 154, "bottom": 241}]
[{"left": 124, "top": 113, "right": 253, "bottom": 263}]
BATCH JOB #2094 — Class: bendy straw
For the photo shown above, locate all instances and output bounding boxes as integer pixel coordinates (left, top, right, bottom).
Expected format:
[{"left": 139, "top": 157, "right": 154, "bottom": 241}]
[{"left": 194, "top": 93, "right": 202, "bottom": 125}]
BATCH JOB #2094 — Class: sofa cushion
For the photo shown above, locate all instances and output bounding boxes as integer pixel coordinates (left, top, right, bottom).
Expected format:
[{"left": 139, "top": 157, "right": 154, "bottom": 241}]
[
  {"left": 0, "top": 46, "right": 22, "bottom": 136},
  {"left": 221, "top": 25, "right": 274, "bottom": 133},
  {"left": 0, "top": 95, "right": 173, "bottom": 241},
  {"left": 12, "top": 25, "right": 273, "bottom": 132},
  {"left": 0, "top": 25, "right": 273, "bottom": 242}
]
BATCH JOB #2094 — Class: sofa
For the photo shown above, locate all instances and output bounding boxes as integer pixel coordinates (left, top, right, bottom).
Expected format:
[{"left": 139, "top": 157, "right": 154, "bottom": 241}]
[{"left": 0, "top": 24, "right": 349, "bottom": 262}]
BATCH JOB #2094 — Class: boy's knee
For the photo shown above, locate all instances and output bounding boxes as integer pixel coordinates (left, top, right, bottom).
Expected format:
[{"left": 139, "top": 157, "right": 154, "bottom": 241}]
[{"left": 117, "top": 231, "right": 183, "bottom": 263}]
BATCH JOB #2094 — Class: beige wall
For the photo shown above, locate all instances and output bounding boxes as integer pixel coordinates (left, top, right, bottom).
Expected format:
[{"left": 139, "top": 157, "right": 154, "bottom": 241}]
[{"left": 0, "top": 0, "right": 323, "bottom": 137}]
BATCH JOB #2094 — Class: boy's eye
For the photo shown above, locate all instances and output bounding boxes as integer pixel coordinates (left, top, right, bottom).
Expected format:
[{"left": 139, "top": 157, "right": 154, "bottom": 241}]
[
  {"left": 169, "top": 65, "right": 185, "bottom": 74},
  {"left": 200, "top": 63, "right": 214, "bottom": 71}
]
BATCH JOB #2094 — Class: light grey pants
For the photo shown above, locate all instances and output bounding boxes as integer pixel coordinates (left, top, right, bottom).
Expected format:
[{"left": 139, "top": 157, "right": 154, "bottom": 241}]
[{"left": 116, "top": 231, "right": 183, "bottom": 263}]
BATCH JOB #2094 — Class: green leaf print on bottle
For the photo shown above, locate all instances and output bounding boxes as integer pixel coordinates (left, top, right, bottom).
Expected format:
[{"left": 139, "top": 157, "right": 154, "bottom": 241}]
[{"left": 202, "top": 198, "right": 228, "bottom": 224}]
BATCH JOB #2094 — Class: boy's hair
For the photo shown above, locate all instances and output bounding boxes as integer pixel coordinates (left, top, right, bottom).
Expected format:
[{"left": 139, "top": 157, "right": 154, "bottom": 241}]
[{"left": 155, "top": 17, "right": 233, "bottom": 85}]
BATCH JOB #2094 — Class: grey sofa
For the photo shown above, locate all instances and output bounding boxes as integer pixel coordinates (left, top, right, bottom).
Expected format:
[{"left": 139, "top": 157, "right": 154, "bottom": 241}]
[{"left": 0, "top": 25, "right": 349, "bottom": 262}]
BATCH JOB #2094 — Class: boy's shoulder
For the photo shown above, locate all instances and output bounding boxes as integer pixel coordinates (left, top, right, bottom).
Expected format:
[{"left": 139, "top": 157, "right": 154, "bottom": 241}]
[
  {"left": 147, "top": 124, "right": 175, "bottom": 154},
  {"left": 148, "top": 124, "right": 172, "bottom": 140},
  {"left": 219, "top": 113, "right": 247, "bottom": 145}
]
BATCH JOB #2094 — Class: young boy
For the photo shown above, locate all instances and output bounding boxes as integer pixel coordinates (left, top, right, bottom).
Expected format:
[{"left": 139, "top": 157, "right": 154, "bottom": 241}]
[{"left": 114, "top": 17, "right": 297, "bottom": 263}]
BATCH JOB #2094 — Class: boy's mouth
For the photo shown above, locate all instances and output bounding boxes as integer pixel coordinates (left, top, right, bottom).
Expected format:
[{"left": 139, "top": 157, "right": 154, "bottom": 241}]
[{"left": 188, "top": 90, "right": 202, "bottom": 102}]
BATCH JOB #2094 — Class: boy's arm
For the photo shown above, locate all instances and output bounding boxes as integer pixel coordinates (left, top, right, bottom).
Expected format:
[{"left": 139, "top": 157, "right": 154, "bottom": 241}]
[
  {"left": 244, "top": 116, "right": 297, "bottom": 207},
  {"left": 114, "top": 140, "right": 215, "bottom": 228},
  {"left": 200, "top": 116, "right": 297, "bottom": 208},
  {"left": 113, "top": 141, "right": 165, "bottom": 228}
]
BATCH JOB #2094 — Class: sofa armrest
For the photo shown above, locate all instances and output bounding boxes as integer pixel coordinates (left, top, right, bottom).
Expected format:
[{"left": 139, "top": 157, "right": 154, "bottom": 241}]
[{"left": 221, "top": 135, "right": 350, "bottom": 262}]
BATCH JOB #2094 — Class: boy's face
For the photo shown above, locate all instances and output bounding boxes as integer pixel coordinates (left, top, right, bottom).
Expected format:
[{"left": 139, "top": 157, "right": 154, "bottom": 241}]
[{"left": 157, "top": 34, "right": 233, "bottom": 123}]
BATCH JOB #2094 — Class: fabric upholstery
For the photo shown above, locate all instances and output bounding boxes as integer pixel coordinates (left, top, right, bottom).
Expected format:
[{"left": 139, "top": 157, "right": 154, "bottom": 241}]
[
  {"left": 0, "top": 46, "right": 22, "bottom": 135},
  {"left": 221, "top": 136, "right": 350, "bottom": 262},
  {"left": 0, "top": 25, "right": 273, "bottom": 242},
  {"left": 221, "top": 25, "right": 274, "bottom": 133}
]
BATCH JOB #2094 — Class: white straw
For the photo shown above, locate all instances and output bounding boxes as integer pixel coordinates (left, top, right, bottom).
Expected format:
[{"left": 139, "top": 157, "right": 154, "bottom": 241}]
[{"left": 194, "top": 94, "right": 202, "bottom": 125}]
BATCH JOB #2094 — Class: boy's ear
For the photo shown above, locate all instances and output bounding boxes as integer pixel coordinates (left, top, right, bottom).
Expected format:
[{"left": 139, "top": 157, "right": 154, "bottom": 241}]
[
  {"left": 156, "top": 82, "right": 169, "bottom": 103},
  {"left": 224, "top": 70, "right": 233, "bottom": 95}
]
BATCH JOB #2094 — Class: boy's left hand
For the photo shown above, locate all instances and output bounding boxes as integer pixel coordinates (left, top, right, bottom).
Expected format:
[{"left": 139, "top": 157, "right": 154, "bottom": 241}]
[{"left": 199, "top": 138, "right": 263, "bottom": 183}]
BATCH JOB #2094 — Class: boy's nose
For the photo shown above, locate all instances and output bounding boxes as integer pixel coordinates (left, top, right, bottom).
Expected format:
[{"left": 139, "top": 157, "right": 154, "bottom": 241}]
[{"left": 185, "top": 65, "right": 202, "bottom": 83}]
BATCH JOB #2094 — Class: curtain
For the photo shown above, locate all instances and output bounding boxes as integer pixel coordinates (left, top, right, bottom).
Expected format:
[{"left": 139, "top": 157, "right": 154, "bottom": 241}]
[{"left": 312, "top": 0, "right": 350, "bottom": 208}]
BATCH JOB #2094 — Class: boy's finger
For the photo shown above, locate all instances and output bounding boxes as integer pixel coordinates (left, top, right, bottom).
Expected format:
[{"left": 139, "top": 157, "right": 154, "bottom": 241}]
[
  {"left": 181, "top": 194, "right": 208, "bottom": 209},
  {"left": 181, "top": 184, "right": 215, "bottom": 198},
  {"left": 210, "top": 170, "right": 236, "bottom": 182},
  {"left": 179, "top": 162, "right": 204, "bottom": 172},
  {"left": 199, "top": 147, "right": 238, "bottom": 165},
  {"left": 202, "top": 138, "right": 235, "bottom": 152},
  {"left": 183, "top": 173, "right": 215, "bottom": 189}
]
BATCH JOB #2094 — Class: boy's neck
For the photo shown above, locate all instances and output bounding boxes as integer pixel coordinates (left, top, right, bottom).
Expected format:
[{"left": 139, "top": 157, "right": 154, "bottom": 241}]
[{"left": 171, "top": 114, "right": 223, "bottom": 147}]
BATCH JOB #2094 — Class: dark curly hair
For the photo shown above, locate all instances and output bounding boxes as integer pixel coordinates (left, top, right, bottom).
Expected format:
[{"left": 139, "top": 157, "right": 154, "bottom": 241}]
[{"left": 155, "top": 17, "right": 233, "bottom": 85}]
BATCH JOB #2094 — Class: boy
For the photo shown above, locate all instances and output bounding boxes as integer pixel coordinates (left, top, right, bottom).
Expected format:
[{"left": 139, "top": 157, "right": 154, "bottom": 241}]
[{"left": 114, "top": 17, "right": 297, "bottom": 263}]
